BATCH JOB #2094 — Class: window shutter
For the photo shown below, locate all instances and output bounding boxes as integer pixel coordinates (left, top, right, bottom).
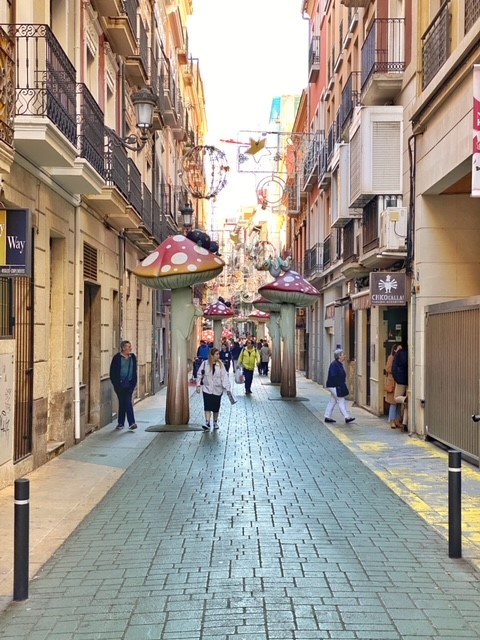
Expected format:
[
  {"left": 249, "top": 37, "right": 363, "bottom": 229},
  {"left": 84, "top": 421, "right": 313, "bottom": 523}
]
[
  {"left": 372, "top": 121, "right": 401, "bottom": 192},
  {"left": 83, "top": 242, "right": 98, "bottom": 282}
]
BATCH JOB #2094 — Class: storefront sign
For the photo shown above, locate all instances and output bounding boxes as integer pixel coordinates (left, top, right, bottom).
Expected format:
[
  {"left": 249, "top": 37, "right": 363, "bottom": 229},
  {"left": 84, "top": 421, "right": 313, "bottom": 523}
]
[
  {"left": 473, "top": 65, "right": 480, "bottom": 197},
  {"left": 0, "top": 209, "right": 32, "bottom": 276},
  {"left": 370, "top": 272, "right": 406, "bottom": 306}
]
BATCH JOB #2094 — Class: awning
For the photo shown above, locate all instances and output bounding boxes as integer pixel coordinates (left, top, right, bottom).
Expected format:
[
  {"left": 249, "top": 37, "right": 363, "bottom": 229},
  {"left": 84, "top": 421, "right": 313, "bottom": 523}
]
[{"left": 351, "top": 290, "right": 371, "bottom": 311}]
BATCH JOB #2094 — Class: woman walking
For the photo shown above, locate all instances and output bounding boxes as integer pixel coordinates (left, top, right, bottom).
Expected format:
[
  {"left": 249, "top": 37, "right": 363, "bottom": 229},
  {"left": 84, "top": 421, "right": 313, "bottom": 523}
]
[
  {"left": 196, "top": 347, "right": 231, "bottom": 431},
  {"left": 384, "top": 344, "right": 400, "bottom": 428}
]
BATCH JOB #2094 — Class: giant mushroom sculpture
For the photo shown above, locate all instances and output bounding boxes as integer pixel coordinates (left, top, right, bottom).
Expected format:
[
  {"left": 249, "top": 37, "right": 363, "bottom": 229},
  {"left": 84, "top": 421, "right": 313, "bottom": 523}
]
[
  {"left": 253, "top": 296, "right": 282, "bottom": 384},
  {"left": 248, "top": 309, "right": 270, "bottom": 341},
  {"left": 259, "top": 271, "right": 319, "bottom": 398},
  {"left": 134, "top": 235, "right": 224, "bottom": 425},
  {"left": 204, "top": 300, "right": 235, "bottom": 347}
]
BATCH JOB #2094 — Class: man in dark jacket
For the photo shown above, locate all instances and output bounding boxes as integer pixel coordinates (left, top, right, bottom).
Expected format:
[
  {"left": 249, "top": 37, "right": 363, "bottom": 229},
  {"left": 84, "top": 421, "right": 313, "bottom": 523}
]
[{"left": 110, "top": 340, "right": 138, "bottom": 431}]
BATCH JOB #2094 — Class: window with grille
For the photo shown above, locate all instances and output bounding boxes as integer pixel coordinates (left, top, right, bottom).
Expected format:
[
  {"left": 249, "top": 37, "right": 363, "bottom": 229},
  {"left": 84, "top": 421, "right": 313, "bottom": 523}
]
[
  {"left": 465, "top": 0, "right": 480, "bottom": 34},
  {"left": 0, "top": 277, "right": 13, "bottom": 337}
]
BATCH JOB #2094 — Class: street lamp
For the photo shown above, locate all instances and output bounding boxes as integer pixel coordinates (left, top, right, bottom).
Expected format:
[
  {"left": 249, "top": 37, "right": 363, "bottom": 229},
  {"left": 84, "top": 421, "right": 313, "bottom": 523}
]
[
  {"left": 108, "top": 88, "right": 158, "bottom": 152},
  {"left": 180, "top": 201, "right": 194, "bottom": 231}
]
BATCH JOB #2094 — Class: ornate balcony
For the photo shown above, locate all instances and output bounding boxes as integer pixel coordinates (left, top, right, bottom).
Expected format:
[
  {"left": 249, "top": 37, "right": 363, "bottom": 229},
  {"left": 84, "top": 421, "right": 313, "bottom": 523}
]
[
  {"left": 308, "top": 36, "right": 320, "bottom": 83},
  {"left": 422, "top": 1, "right": 450, "bottom": 91},
  {"left": 8, "top": 24, "right": 78, "bottom": 168},
  {"left": 339, "top": 71, "right": 361, "bottom": 139},
  {"left": 125, "top": 16, "right": 149, "bottom": 86},
  {"left": 0, "top": 25, "right": 15, "bottom": 173},
  {"left": 158, "top": 55, "right": 178, "bottom": 128},
  {"left": 124, "top": 182, "right": 158, "bottom": 252},
  {"left": 302, "top": 132, "right": 320, "bottom": 192},
  {"left": 304, "top": 243, "right": 323, "bottom": 283},
  {"left": 104, "top": 0, "right": 138, "bottom": 57},
  {"left": 361, "top": 18, "right": 405, "bottom": 105}
]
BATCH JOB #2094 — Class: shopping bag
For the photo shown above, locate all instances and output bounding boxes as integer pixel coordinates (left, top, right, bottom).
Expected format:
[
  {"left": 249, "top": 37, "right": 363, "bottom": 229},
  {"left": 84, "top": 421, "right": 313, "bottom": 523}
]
[
  {"left": 234, "top": 368, "right": 244, "bottom": 384},
  {"left": 226, "top": 390, "right": 237, "bottom": 405}
]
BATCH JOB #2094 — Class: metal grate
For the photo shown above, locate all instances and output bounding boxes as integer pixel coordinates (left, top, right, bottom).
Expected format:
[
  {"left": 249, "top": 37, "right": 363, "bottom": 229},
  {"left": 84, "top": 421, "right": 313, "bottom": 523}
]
[
  {"left": 83, "top": 242, "right": 98, "bottom": 282},
  {"left": 465, "top": 0, "right": 480, "bottom": 34},
  {"left": 421, "top": 1, "right": 450, "bottom": 90},
  {"left": 14, "top": 276, "right": 33, "bottom": 462}
]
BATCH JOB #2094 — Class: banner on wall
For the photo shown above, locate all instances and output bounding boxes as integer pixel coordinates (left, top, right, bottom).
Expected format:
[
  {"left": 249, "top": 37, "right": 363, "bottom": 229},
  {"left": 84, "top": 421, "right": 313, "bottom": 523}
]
[
  {"left": 472, "top": 65, "right": 480, "bottom": 197},
  {"left": 0, "top": 209, "right": 32, "bottom": 276}
]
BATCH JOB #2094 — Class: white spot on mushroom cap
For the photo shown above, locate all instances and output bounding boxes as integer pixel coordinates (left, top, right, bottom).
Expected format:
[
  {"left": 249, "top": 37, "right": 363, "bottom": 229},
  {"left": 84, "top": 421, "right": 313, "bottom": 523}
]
[
  {"left": 161, "top": 265, "right": 172, "bottom": 273},
  {"left": 142, "top": 251, "right": 159, "bottom": 267},
  {"left": 188, "top": 264, "right": 198, "bottom": 271},
  {"left": 171, "top": 252, "right": 188, "bottom": 265},
  {"left": 172, "top": 235, "right": 185, "bottom": 242},
  {"left": 193, "top": 245, "right": 209, "bottom": 256}
]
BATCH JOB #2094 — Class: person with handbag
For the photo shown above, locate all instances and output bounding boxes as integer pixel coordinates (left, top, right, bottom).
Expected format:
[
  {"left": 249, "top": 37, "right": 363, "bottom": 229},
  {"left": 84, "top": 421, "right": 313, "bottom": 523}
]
[
  {"left": 109, "top": 340, "right": 138, "bottom": 431},
  {"left": 324, "top": 349, "right": 355, "bottom": 424},
  {"left": 237, "top": 340, "right": 260, "bottom": 395},
  {"left": 385, "top": 344, "right": 400, "bottom": 428},
  {"left": 196, "top": 347, "right": 231, "bottom": 431}
]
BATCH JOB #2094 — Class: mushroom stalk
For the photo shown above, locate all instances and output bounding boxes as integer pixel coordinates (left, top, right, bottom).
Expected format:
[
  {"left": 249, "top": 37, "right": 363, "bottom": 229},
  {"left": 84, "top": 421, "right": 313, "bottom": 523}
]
[
  {"left": 213, "top": 319, "right": 222, "bottom": 347},
  {"left": 279, "top": 304, "right": 296, "bottom": 397},
  {"left": 267, "top": 313, "right": 281, "bottom": 384},
  {"left": 165, "top": 286, "right": 195, "bottom": 425}
]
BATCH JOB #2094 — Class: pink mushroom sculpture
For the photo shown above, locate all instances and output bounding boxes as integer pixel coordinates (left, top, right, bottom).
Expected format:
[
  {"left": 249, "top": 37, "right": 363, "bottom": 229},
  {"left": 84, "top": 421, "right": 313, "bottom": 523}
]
[
  {"left": 204, "top": 300, "right": 235, "bottom": 347},
  {"left": 253, "top": 296, "right": 282, "bottom": 384},
  {"left": 134, "top": 235, "right": 224, "bottom": 425},
  {"left": 259, "top": 271, "right": 319, "bottom": 397},
  {"left": 248, "top": 309, "right": 270, "bottom": 341}
]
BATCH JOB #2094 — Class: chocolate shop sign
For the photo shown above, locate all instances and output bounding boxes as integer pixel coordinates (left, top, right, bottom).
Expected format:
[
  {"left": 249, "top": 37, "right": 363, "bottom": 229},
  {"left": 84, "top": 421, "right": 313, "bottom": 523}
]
[{"left": 369, "top": 272, "right": 406, "bottom": 306}]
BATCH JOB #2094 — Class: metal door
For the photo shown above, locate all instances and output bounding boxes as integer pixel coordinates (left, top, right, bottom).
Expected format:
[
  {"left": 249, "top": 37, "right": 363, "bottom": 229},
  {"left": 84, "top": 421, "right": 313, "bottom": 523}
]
[
  {"left": 14, "top": 276, "right": 33, "bottom": 462},
  {"left": 425, "top": 297, "right": 480, "bottom": 464}
]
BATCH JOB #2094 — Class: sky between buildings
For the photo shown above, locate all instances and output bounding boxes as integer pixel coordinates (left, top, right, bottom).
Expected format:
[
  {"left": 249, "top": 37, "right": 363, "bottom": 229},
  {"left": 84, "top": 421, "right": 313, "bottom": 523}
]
[{"left": 188, "top": 0, "right": 309, "bottom": 221}]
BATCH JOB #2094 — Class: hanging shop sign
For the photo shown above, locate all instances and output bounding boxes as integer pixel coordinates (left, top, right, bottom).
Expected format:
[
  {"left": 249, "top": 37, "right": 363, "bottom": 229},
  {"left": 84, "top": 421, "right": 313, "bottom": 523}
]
[
  {"left": 0, "top": 209, "right": 32, "bottom": 277},
  {"left": 369, "top": 272, "right": 406, "bottom": 306}
]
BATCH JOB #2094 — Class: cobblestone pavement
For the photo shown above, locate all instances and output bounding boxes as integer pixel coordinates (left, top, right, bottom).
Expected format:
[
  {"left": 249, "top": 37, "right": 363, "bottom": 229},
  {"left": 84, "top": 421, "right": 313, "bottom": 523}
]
[{"left": 1, "top": 375, "right": 480, "bottom": 639}]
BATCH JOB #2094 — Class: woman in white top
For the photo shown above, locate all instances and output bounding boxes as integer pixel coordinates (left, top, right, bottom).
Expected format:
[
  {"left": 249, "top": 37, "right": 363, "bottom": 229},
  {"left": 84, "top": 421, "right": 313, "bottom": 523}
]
[{"left": 196, "top": 347, "right": 231, "bottom": 431}]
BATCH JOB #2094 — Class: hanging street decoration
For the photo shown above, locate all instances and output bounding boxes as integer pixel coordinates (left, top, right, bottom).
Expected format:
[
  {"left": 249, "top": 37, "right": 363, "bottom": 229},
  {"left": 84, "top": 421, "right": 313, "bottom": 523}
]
[{"left": 180, "top": 145, "right": 229, "bottom": 200}]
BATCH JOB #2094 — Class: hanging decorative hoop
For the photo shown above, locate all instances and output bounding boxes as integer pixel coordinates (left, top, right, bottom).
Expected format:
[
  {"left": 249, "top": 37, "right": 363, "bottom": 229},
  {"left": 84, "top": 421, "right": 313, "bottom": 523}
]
[{"left": 180, "top": 145, "right": 229, "bottom": 199}]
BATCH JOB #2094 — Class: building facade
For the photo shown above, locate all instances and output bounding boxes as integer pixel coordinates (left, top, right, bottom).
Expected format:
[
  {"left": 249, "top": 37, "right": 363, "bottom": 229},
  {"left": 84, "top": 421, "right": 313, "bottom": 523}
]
[{"left": 0, "top": 0, "right": 207, "bottom": 489}]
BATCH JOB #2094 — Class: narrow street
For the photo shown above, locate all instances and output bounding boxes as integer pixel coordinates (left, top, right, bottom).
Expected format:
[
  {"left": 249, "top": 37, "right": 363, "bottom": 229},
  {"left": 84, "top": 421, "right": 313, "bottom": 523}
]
[{"left": 1, "top": 374, "right": 480, "bottom": 639}]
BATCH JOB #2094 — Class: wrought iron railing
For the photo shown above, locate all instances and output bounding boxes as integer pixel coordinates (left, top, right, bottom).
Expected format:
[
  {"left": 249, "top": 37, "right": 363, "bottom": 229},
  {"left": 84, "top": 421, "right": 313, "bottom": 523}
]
[
  {"left": 342, "top": 221, "right": 356, "bottom": 261},
  {"left": 142, "top": 184, "right": 152, "bottom": 231},
  {"left": 7, "top": 24, "right": 77, "bottom": 147},
  {"left": 123, "top": 0, "right": 138, "bottom": 35},
  {"left": 361, "top": 18, "right": 405, "bottom": 89},
  {"left": 340, "top": 71, "right": 361, "bottom": 131},
  {"left": 0, "top": 26, "right": 15, "bottom": 147},
  {"left": 128, "top": 159, "right": 142, "bottom": 215},
  {"left": 105, "top": 129, "right": 129, "bottom": 200},
  {"left": 323, "top": 236, "right": 331, "bottom": 268},
  {"left": 465, "top": 0, "right": 480, "bottom": 34},
  {"left": 362, "top": 198, "right": 379, "bottom": 252},
  {"left": 77, "top": 84, "right": 106, "bottom": 178},
  {"left": 421, "top": 1, "right": 450, "bottom": 90},
  {"left": 308, "top": 35, "right": 320, "bottom": 71},
  {"left": 302, "top": 131, "right": 320, "bottom": 187},
  {"left": 152, "top": 197, "right": 162, "bottom": 241},
  {"left": 327, "top": 122, "right": 336, "bottom": 162},
  {"left": 138, "top": 17, "right": 148, "bottom": 74}
]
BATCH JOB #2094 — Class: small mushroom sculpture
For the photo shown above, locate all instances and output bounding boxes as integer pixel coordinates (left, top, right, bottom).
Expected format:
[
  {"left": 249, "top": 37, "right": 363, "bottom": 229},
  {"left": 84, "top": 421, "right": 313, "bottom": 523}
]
[
  {"left": 134, "top": 235, "right": 224, "bottom": 425},
  {"left": 248, "top": 309, "right": 270, "bottom": 341},
  {"left": 259, "top": 271, "right": 319, "bottom": 398},
  {"left": 253, "top": 296, "right": 282, "bottom": 384},
  {"left": 204, "top": 299, "right": 235, "bottom": 347}
]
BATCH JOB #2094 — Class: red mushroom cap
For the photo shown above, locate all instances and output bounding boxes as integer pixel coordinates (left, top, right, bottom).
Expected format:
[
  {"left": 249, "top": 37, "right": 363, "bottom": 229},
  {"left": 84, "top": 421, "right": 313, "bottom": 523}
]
[
  {"left": 248, "top": 310, "right": 270, "bottom": 321},
  {"left": 133, "top": 235, "right": 224, "bottom": 289},
  {"left": 259, "top": 271, "right": 319, "bottom": 307},
  {"left": 204, "top": 300, "right": 235, "bottom": 319},
  {"left": 252, "top": 296, "right": 282, "bottom": 313}
]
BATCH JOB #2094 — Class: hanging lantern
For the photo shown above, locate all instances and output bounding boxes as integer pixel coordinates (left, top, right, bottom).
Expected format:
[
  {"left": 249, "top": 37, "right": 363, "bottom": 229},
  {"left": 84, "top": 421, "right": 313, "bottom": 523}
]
[{"left": 180, "top": 145, "right": 229, "bottom": 199}]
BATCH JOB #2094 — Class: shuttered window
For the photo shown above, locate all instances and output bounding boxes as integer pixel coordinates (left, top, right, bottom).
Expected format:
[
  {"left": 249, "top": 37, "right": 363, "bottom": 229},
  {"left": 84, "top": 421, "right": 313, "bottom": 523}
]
[
  {"left": 372, "top": 121, "right": 401, "bottom": 192},
  {"left": 83, "top": 242, "right": 98, "bottom": 282},
  {"left": 349, "top": 128, "right": 361, "bottom": 205}
]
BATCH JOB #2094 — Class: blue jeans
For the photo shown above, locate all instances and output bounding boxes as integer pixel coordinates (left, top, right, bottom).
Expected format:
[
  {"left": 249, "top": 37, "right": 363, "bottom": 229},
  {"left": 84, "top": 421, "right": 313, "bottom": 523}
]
[
  {"left": 116, "top": 388, "right": 135, "bottom": 426},
  {"left": 243, "top": 368, "right": 254, "bottom": 393}
]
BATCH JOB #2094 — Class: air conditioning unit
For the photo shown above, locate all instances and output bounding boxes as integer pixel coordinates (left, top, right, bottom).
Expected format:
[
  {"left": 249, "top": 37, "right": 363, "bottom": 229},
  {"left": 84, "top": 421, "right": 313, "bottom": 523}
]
[
  {"left": 380, "top": 207, "right": 407, "bottom": 251},
  {"left": 349, "top": 106, "right": 403, "bottom": 208}
]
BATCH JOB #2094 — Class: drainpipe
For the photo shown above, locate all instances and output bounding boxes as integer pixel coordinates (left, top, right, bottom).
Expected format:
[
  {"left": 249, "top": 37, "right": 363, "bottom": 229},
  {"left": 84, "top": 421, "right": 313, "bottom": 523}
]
[
  {"left": 74, "top": 204, "right": 82, "bottom": 442},
  {"left": 73, "top": 0, "right": 83, "bottom": 443},
  {"left": 407, "top": 133, "right": 418, "bottom": 436}
]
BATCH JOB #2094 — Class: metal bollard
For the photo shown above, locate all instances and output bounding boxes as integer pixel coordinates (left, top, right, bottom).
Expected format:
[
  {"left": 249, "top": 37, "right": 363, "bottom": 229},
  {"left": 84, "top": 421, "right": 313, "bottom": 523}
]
[
  {"left": 448, "top": 450, "right": 462, "bottom": 559},
  {"left": 13, "top": 478, "right": 30, "bottom": 601}
]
